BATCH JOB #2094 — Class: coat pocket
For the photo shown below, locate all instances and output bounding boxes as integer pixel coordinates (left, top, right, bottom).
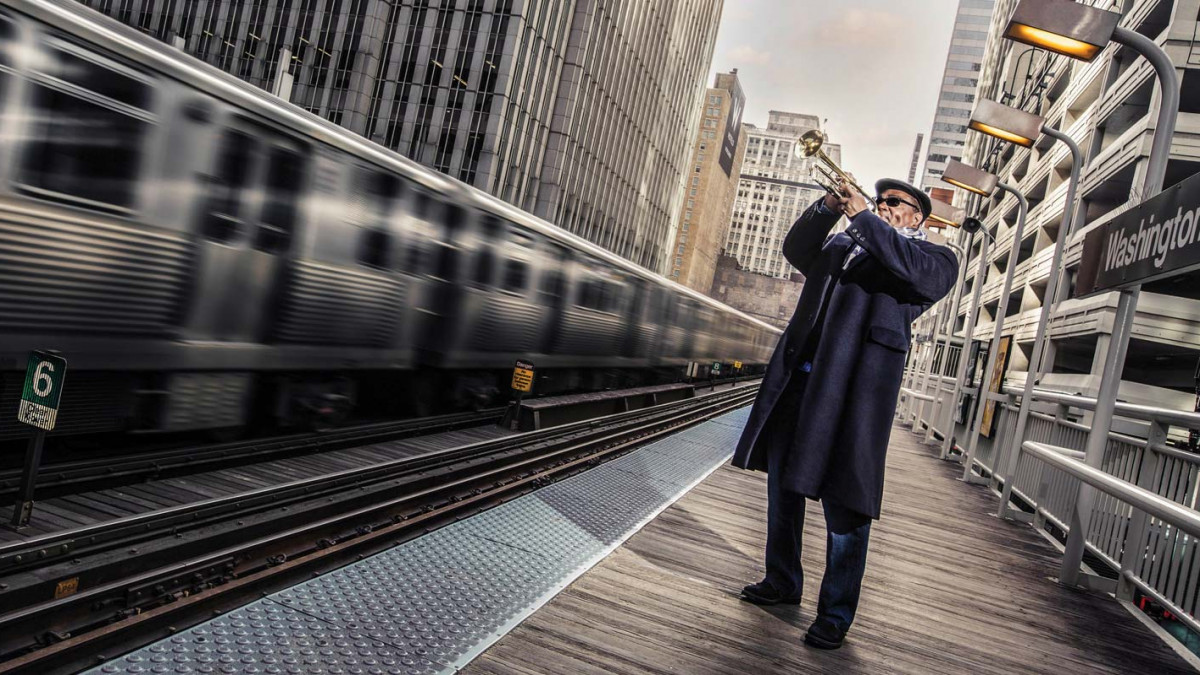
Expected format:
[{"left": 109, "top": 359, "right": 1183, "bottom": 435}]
[{"left": 865, "top": 326, "right": 909, "bottom": 353}]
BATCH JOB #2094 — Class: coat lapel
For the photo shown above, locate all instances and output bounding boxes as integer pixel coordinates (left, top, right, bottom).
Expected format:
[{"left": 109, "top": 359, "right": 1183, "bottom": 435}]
[{"left": 826, "top": 232, "right": 870, "bottom": 275}]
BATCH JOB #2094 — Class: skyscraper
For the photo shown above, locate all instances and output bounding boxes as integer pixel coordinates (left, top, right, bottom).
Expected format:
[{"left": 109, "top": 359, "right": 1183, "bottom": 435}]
[
  {"left": 908, "top": 133, "right": 925, "bottom": 185},
  {"left": 920, "top": 0, "right": 996, "bottom": 204},
  {"left": 77, "top": 0, "right": 723, "bottom": 272},
  {"left": 668, "top": 70, "right": 747, "bottom": 293},
  {"left": 724, "top": 112, "right": 837, "bottom": 279}
]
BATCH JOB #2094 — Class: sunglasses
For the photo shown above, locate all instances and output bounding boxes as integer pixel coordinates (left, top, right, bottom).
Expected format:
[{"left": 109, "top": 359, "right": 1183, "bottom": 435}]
[{"left": 875, "top": 195, "right": 920, "bottom": 211}]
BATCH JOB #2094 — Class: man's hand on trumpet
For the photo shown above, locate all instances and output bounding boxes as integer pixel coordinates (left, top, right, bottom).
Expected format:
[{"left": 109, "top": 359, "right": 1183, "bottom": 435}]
[{"left": 823, "top": 177, "right": 872, "bottom": 219}]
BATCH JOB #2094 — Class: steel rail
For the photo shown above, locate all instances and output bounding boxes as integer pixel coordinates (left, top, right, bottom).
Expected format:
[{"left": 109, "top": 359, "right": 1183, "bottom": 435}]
[{"left": 0, "top": 408, "right": 506, "bottom": 497}]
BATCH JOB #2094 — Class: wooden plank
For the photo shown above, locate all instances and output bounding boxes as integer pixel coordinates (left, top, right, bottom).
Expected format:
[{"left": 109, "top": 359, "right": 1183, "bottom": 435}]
[{"left": 467, "top": 423, "right": 1195, "bottom": 675}]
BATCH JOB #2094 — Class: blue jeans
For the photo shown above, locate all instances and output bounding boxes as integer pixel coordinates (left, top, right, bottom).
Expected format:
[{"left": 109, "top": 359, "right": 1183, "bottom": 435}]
[{"left": 764, "top": 372, "right": 872, "bottom": 633}]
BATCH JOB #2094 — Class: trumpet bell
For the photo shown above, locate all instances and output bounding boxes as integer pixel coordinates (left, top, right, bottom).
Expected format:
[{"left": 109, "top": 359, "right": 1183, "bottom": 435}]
[{"left": 795, "top": 129, "right": 826, "bottom": 160}]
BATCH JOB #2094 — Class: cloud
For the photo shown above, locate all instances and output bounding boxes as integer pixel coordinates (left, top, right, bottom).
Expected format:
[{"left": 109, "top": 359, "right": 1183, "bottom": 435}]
[
  {"left": 805, "top": 8, "right": 914, "bottom": 47},
  {"left": 726, "top": 45, "right": 772, "bottom": 66}
]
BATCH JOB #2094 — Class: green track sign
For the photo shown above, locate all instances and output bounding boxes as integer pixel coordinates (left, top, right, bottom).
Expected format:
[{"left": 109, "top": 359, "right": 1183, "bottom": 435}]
[{"left": 18, "top": 351, "right": 67, "bottom": 431}]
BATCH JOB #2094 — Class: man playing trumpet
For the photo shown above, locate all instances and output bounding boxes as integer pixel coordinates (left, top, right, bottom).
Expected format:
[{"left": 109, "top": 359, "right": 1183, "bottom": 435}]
[{"left": 731, "top": 174, "right": 958, "bottom": 649}]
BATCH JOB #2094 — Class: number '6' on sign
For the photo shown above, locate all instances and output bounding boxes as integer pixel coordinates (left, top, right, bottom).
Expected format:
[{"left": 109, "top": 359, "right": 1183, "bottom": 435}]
[{"left": 18, "top": 351, "right": 67, "bottom": 432}]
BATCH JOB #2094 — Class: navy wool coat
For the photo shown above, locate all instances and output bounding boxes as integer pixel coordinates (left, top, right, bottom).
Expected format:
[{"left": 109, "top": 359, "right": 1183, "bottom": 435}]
[{"left": 731, "top": 199, "right": 958, "bottom": 519}]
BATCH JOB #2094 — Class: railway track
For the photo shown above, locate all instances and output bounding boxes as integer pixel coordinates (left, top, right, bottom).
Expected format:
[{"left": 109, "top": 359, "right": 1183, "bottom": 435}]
[
  {"left": 0, "top": 382, "right": 758, "bottom": 674},
  {"left": 0, "top": 408, "right": 506, "bottom": 500}
]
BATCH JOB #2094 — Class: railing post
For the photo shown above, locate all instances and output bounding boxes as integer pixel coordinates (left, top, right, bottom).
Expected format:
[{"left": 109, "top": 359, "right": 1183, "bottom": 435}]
[
  {"left": 926, "top": 374, "right": 946, "bottom": 444},
  {"left": 990, "top": 395, "right": 1018, "bottom": 491},
  {"left": 1031, "top": 402, "right": 1070, "bottom": 528},
  {"left": 1116, "top": 419, "right": 1166, "bottom": 601},
  {"left": 1061, "top": 421, "right": 1117, "bottom": 587}
]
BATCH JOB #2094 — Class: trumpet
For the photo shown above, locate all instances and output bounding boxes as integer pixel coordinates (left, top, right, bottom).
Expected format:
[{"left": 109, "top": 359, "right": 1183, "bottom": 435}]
[{"left": 794, "top": 129, "right": 872, "bottom": 207}]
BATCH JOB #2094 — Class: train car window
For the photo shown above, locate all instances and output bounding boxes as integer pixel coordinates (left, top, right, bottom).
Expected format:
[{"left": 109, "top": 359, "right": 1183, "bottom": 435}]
[
  {"left": 357, "top": 229, "right": 392, "bottom": 269},
  {"left": 502, "top": 260, "right": 528, "bottom": 293},
  {"left": 201, "top": 130, "right": 258, "bottom": 241},
  {"left": 538, "top": 272, "right": 563, "bottom": 298},
  {"left": 576, "top": 280, "right": 594, "bottom": 309},
  {"left": 472, "top": 248, "right": 495, "bottom": 287},
  {"left": 434, "top": 240, "right": 459, "bottom": 281},
  {"left": 598, "top": 283, "right": 614, "bottom": 313},
  {"left": 256, "top": 146, "right": 306, "bottom": 252},
  {"left": 413, "top": 191, "right": 434, "bottom": 219},
  {"left": 18, "top": 47, "right": 152, "bottom": 212},
  {"left": 365, "top": 171, "right": 403, "bottom": 229},
  {"left": 664, "top": 296, "right": 679, "bottom": 324},
  {"left": 0, "top": 15, "right": 14, "bottom": 84},
  {"left": 50, "top": 48, "right": 151, "bottom": 108},
  {"left": 480, "top": 215, "right": 502, "bottom": 239},
  {"left": 443, "top": 203, "right": 466, "bottom": 232},
  {"left": 404, "top": 240, "right": 426, "bottom": 276}
]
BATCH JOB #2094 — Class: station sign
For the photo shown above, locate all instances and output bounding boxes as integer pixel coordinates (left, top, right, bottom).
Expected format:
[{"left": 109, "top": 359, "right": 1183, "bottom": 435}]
[
  {"left": 711, "top": 362, "right": 721, "bottom": 374},
  {"left": 18, "top": 351, "right": 67, "bottom": 431},
  {"left": 511, "top": 360, "right": 535, "bottom": 393},
  {"left": 733, "top": 361, "right": 743, "bottom": 370},
  {"left": 1077, "top": 171, "right": 1200, "bottom": 296}
]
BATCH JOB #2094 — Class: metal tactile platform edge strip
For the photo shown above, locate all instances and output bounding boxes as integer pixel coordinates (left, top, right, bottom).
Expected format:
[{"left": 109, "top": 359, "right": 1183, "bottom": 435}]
[{"left": 87, "top": 407, "right": 749, "bottom": 675}]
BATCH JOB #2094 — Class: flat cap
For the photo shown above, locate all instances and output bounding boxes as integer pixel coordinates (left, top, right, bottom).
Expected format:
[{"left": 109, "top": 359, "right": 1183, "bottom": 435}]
[{"left": 875, "top": 178, "right": 932, "bottom": 222}]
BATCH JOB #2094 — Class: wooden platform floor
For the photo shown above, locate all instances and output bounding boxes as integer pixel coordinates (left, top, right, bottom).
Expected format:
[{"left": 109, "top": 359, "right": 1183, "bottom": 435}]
[{"left": 467, "top": 424, "right": 1195, "bottom": 674}]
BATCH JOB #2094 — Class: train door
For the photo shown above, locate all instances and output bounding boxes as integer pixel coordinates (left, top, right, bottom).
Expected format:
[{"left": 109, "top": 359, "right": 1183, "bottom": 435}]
[
  {"left": 183, "top": 119, "right": 307, "bottom": 342},
  {"left": 536, "top": 245, "right": 569, "bottom": 355},
  {"left": 620, "top": 277, "right": 647, "bottom": 359}
]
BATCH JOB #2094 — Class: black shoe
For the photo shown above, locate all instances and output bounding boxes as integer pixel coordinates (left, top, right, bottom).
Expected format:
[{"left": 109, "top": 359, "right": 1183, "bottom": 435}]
[
  {"left": 804, "top": 616, "right": 846, "bottom": 649},
  {"left": 740, "top": 580, "right": 801, "bottom": 606}
]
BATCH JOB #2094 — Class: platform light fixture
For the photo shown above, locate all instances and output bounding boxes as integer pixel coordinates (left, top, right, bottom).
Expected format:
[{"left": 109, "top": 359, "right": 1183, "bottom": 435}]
[
  {"left": 927, "top": 200, "right": 966, "bottom": 229},
  {"left": 1004, "top": 0, "right": 1121, "bottom": 62},
  {"left": 941, "top": 160, "right": 999, "bottom": 197},
  {"left": 968, "top": 99, "right": 1045, "bottom": 148}
]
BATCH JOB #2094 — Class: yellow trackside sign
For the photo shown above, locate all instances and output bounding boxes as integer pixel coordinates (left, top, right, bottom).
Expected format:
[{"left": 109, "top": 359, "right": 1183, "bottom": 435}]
[{"left": 511, "top": 360, "right": 535, "bottom": 393}]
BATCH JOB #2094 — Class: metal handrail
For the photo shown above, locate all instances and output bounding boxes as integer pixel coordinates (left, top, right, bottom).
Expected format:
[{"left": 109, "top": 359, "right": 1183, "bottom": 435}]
[
  {"left": 900, "top": 388, "right": 935, "bottom": 403},
  {"left": 1022, "top": 441, "right": 1200, "bottom": 540},
  {"left": 1002, "top": 384, "right": 1200, "bottom": 429}
]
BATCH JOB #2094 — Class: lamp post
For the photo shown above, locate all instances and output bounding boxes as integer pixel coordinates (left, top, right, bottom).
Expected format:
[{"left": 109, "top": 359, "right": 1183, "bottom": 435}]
[
  {"left": 919, "top": 201, "right": 970, "bottom": 444},
  {"left": 1002, "top": 0, "right": 1181, "bottom": 588},
  {"left": 937, "top": 161, "right": 1001, "bottom": 460},
  {"left": 940, "top": 161, "right": 1030, "bottom": 483},
  {"left": 937, "top": 215, "right": 989, "bottom": 458},
  {"left": 965, "top": 98, "right": 1085, "bottom": 518},
  {"left": 911, "top": 211, "right": 968, "bottom": 433},
  {"left": 940, "top": 217, "right": 990, "bottom": 459}
]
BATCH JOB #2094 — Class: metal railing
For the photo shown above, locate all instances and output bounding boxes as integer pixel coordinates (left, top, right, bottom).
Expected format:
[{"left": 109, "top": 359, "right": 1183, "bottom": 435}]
[{"left": 899, "top": 375, "right": 1200, "bottom": 634}]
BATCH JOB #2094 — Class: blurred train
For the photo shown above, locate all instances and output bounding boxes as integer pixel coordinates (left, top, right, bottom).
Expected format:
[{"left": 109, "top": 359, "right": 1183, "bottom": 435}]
[{"left": 0, "top": 0, "right": 780, "bottom": 441}]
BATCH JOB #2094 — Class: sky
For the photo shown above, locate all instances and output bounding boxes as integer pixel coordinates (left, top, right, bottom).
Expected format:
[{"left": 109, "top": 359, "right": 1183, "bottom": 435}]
[{"left": 707, "top": 0, "right": 963, "bottom": 190}]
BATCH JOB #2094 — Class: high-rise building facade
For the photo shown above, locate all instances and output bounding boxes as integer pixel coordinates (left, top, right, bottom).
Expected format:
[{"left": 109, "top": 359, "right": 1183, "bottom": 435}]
[
  {"left": 919, "top": 0, "right": 996, "bottom": 204},
  {"left": 935, "top": 0, "right": 1200, "bottom": 424},
  {"left": 909, "top": 133, "right": 925, "bottom": 184},
  {"left": 77, "top": 0, "right": 723, "bottom": 272},
  {"left": 724, "top": 112, "right": 838, "bottom": 279},
  {"left": 667, "top": 70, "right": 746, "bottom": 292}
]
